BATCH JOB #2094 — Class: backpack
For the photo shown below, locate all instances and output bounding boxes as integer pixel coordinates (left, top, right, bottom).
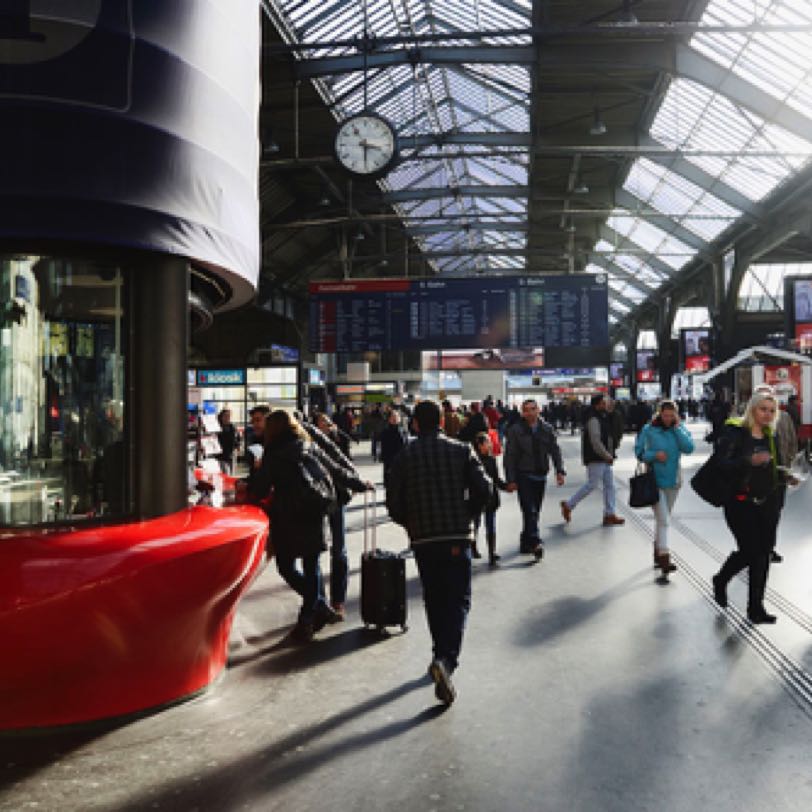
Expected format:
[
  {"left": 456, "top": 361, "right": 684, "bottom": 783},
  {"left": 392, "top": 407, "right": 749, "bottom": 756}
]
[{"left": 291, "top": 450, "right": 338, "bottom": 518}]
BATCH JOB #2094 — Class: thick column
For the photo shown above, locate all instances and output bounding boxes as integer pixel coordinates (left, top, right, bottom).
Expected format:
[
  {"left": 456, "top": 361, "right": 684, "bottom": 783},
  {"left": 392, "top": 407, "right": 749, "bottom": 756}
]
[{"left": 129, "top": 256, "right": 189, "bottom": 519}]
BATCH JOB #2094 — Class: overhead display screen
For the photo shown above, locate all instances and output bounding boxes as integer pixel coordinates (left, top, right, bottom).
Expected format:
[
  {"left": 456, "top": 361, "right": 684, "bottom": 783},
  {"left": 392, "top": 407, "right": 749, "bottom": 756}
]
[
  {"left": 786, "top": 276, "right": 812, "bottom": 352},
  {"left": 309, "top": 275, "right": 609, "bottom": 367},
  {"left": 681, "top": 328, "right": 712, "bottom": 373}
]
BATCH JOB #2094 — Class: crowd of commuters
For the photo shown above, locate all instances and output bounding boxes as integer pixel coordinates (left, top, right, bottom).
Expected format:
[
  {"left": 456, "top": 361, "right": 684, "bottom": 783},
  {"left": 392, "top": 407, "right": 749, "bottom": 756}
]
[{"left": 230, "top": 384, "right": 802, "bottom": 706}]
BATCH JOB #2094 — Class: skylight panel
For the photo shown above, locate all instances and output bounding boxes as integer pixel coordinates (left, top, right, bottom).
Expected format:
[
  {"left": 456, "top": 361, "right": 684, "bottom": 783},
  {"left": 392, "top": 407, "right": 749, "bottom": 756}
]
[
  {"left": 623, "top": 159, "right": 740, "bottom": 242},
  {"left": 650, "top": 78, "right": 812, "bottom": 202},
  {"left": 693, "top": 0, "right": 812, "bottom": 121},
  {"left": 607, "top": 213, "right": 696, "bottom": 270}
]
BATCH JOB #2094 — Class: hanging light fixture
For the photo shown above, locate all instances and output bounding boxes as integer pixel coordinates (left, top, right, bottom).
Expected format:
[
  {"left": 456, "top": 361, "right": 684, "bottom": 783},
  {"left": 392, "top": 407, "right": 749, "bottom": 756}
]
[
  {"left": 618, "top": 0, "right": 639, "bottom": 25},
  {"left": 589, "top": 105, "right": 607, "bottom": 136}
]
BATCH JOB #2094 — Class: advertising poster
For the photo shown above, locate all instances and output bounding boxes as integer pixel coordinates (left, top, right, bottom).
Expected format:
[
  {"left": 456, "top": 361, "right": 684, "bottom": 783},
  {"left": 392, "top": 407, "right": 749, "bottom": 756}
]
[
  {"left": 609, "top": 362, "right": 626, "bottom": 387},
  {"left": 682, "top": 328, "right": 712, "bottom": 373},
  {"left": 425, "top": 348, "right": 545, "bottom": 371},
  {"left": 636, "top": 350, "right": 658, "bottom": 382},
  {"left": 763, "top": 365, "right": 802, "bottom": 406}
]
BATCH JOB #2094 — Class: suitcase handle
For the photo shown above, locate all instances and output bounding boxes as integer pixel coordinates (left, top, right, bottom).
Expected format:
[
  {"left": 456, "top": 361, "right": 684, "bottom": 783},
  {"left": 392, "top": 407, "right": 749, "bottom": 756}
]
[{"left": 364, "top": 489, "right": 377, "bottom": 554}]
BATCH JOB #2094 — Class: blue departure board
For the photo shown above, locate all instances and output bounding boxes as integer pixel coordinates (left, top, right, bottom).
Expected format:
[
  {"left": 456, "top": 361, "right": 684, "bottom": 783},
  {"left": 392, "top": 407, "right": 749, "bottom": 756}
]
[{"left": 309, "top": 275, "right": 609, "bottom": 367}]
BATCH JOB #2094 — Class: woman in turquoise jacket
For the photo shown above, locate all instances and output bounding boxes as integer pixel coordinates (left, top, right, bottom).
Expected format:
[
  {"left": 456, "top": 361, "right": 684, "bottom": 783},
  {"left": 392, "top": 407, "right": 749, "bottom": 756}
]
[{"left": 635, "top": 400, "right": 695, "bottom": 582}]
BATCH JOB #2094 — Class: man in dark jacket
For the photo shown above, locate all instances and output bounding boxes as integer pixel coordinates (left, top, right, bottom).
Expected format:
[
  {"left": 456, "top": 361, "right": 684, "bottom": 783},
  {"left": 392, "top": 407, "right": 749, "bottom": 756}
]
[
  {"left": 458, "top": 401, "right": 489, "bottom": 444},
  {"left": 560, "top": 394, "right": 625, "bottom": 527},
  {"left": 387, "top": 401, "right": 492, "bottom": 707},
  {"left": 504, "top": 398, "right": 566, "bottom": 559}
]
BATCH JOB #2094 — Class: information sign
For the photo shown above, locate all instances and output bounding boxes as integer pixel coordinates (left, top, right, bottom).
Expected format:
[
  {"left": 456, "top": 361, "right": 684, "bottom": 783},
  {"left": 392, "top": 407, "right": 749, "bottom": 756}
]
[{"left": 309, "top": 275, "right": 609, "bottom": 367}]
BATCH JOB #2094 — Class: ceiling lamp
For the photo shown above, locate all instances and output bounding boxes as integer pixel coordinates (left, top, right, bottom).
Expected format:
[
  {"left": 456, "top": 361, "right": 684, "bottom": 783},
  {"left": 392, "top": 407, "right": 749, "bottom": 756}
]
[
  {"left": 574, "top": 181, "right": 590, "bottom": 195},
  {"left": 589, "top": 106, "right": 607, "bottom": 136},
  {"left": 618, "top": 0, "right": 639, "bottom": 24}
]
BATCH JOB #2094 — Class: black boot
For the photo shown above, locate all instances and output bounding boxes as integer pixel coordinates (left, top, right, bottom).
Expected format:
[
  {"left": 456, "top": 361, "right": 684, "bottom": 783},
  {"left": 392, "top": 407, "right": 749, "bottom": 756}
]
[
  {"left": 487, "top": 533, "right": 500, "bottom": 566},
  {"left": 712, "top": 551, "right": 747, "bottom": 609},
  {"left": 747, "top": 554, "right": 774, "bottom": 623},
  {"left": 471, "top": 541, "right": 483, "bottom": 559}
]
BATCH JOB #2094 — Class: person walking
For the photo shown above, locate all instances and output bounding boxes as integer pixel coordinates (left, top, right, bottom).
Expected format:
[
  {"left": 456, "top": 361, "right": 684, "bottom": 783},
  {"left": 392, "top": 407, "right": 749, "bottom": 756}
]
[
  {"left": 216, "top": 408, "right": 239, "bottom": 474},
  {"left": 379, "top": 409, "right": 409, "bottom": 489},
  {"left": 315, "top": 413, "right": 365, "bottom": 619},
  {"left": 442, "top": 400, "right": 462, "bottom": 439},
  {"left": 503, "top": 398, "right": 566, "bottom": 560},
  {"left": 634, "top": 400, "right": 694, "bottom": 583},
  {"left": 254, "top": 411, "right": 372, "bottom": 641},
  {"left": 386, "top": 401, "right": 492, "bottom": 706},
  {"left": 473, "top": 431, "right": 508, "bottom": 566},
  {"left": 458, "top": 401, "right": 489, "bottom": 444},
  {"left": 711, "top": 391, "right": 788, "bottom": 624},
  {"left": 560, "top": 394, "right": 625, "bottom": 528}
]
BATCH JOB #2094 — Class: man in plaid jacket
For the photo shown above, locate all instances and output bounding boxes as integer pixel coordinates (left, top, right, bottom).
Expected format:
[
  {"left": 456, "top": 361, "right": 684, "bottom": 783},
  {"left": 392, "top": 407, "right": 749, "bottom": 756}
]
[{"left": 386, "top": 400, "right": 492, "bottom": 707}]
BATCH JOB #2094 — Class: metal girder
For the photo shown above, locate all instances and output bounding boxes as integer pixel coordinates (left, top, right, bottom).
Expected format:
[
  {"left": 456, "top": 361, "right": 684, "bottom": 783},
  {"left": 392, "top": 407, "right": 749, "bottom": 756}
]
[
  {"left": 292, "top": 46, "right": 537, "bottom": 80},
  {"left": 737, "top": 208, "right": 812, "bottom": 267},
  {"left": 598, "top": 224, "right": 681, "bottom": 279},
  {"left": 588, "top": 256, "right": 659, "bottom": 292},
  {"left": 614, "top": 188, "right": 711, "bottom": 253},
  {"left": 406, "top": 222, "right": 527, "bottom": 235},
  {"left": 402, "top": 131, "right": 805, "bottom": 158},
  {"left": 384, "top": 185, "right": 528, "bottom": 203}
]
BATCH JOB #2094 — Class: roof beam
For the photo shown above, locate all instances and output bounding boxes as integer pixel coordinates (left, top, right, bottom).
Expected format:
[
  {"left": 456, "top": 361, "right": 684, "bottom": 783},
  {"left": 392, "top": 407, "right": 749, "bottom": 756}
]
[
  {"left": 588, "top": 256, "right": 659, "bottom": 291},
  {"left": 614, "top": 188, "right": 710, "bottom": 253},
  {"left": 598, "top": 224, "right": 682, "bottom": 279},
  {"left": 383, "top": 185, "right": 528, "bottom": 203},
  {"left": 293, "top": 46, "right": 536, "bottom": 79}
]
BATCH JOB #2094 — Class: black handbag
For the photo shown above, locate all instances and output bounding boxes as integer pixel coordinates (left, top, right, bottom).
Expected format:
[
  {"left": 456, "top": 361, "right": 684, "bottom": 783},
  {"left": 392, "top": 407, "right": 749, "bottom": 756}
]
[
  {"left": 629, "top": 463, "right": 659, "bottom": 508},
  {"left": 690, "top": 454, "right": 731, "bottom": 507}
]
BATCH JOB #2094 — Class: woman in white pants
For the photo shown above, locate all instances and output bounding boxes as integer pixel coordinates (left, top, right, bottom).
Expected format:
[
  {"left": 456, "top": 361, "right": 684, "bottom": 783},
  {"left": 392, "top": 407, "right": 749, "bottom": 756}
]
[{"left": 634, "top": 400, "right": 695, "bottom": 583}]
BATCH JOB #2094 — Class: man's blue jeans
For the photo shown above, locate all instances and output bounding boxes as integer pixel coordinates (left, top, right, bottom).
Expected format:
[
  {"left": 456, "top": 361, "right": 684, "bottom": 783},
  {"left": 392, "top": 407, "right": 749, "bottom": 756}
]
[
  {"left": 517, "top": 473, "right": 547, "bottom": 551},
  {"left": 275, "top": 552, "right": 328, "bottom": 624},
  {"left": 328, "top": 505, "right": 349, "bottom": 606},
  {"left": 413, "top": 542, "right": 472, "bottom": 673}
]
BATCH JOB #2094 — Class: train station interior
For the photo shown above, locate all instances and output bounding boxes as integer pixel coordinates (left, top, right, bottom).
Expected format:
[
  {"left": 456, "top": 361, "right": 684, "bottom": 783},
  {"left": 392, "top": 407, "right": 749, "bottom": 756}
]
[{"left": 1, "top": 2, "right": 812, "bottom": 811}]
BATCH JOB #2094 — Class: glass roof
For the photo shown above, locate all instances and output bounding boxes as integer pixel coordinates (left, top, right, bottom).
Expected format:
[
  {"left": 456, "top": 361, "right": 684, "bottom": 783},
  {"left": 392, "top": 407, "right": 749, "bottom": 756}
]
[
  {"left": 594, "top": 0, "right": 812, "bottom": 314},
  {"left": 272, "top": 0, "right": 531, "bottom": 275},
  {"left": 738, "top": 262, "right": 812, "bottom": 311}
]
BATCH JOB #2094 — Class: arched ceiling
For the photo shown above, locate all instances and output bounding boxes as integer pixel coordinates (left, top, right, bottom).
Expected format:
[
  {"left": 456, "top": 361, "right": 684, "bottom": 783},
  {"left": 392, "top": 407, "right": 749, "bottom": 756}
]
[{"left": 259, "top": 0, "right": 812, "bottom": 342}]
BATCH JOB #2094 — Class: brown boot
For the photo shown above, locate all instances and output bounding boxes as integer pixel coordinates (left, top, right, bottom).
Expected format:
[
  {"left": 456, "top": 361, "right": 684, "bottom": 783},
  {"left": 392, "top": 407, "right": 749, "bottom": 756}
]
[
  {"left": 602, "top": 514, "right": 625, "bottom": 526},
  {"left": 656, "top": 552, "right": 677, "bottom": 580}
]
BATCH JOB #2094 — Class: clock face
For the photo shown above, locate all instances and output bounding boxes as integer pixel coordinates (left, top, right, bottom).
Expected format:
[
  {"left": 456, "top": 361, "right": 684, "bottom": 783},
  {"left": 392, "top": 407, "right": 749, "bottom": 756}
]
[{"left": 335, "top": 114, "right": 398, "bottom": 177}]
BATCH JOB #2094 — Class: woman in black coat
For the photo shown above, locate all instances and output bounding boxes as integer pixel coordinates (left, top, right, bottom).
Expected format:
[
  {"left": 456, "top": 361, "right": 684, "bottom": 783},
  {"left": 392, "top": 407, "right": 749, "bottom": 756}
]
[
  {"left": 711, "top": 392, "right": 790, "bottom": 624},
  {"left": 254, "top": 411, "right": 370, "bottom": 641}
]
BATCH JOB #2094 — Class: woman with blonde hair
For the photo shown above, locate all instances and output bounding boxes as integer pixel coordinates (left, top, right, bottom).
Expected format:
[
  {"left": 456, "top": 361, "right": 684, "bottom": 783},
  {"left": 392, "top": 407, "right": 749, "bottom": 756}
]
[
  {"left": 711, "top": 391, "right": 787, "bottom": 624},
  {"left": 635, "top": 399, "right": 694, "bottom": 583}
]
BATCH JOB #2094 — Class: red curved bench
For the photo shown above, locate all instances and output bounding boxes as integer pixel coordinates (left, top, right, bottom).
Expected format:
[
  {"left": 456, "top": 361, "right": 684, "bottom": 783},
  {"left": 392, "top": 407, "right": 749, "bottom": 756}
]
[{"left": 0, "top": 506, "right": 268, "bottom": 730}]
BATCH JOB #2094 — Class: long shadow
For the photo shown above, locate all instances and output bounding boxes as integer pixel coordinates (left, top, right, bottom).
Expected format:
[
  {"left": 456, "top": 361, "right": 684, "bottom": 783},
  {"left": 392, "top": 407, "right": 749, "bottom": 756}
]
[
  {"left": 514, "top": 569, "right": 650, "bottom": 647},
  {"left": 232, "top": 626, "right": 392, "bottom": 673},
  {"left": 108, "top": 676, "right": 440, "bottom": 812}
]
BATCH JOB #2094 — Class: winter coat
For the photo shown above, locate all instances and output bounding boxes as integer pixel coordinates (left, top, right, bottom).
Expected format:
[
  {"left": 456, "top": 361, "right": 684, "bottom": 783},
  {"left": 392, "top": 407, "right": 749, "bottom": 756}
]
[
  {"left": 503, "top": 419, "right": 565, "bottom": 482},
  {"left": 478, "top": 453, "right": 507, "bottom": 511},
  {"left": 255, "top": 435, "right": 366, "bottom": 558},
  {"left": 386, "top": 430, "right": 492, "bottom": 546},
  {"left": 635, "top": 421, "right": 694, "bottom": 489},
  {"left": 380, "top": 423, "right": 409, "bottom": 467}
]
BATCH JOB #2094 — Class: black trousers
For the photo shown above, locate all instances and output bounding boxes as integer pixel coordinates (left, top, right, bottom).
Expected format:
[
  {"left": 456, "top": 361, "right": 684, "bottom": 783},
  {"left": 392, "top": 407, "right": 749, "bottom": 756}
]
[{"left": 718, "top": 494, "right": 779, "bottom": 613}]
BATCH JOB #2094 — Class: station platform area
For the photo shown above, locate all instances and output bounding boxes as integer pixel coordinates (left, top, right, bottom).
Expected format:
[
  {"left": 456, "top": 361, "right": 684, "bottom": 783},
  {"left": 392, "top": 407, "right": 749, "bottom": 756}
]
[{"left": 2, "top": 423, "right": 811, "bottom": 812}]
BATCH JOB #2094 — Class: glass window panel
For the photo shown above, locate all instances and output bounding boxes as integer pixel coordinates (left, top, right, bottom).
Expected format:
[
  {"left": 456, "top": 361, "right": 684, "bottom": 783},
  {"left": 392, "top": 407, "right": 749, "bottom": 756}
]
[{"left": 0, "top": 256, "right": 127, "bottom": 525}]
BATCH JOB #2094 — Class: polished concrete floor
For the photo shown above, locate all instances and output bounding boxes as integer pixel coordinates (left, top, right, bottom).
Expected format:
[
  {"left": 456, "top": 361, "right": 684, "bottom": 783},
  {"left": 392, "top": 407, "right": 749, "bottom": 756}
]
[{"left": 2, "top": 423, "right": 811, "bottom": 811}]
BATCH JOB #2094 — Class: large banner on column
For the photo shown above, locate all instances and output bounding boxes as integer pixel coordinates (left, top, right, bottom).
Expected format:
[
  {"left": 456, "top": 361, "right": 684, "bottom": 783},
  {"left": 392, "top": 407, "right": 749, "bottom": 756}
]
[{"left": 0, "top": 1, "right": 260, "bottom": 307}]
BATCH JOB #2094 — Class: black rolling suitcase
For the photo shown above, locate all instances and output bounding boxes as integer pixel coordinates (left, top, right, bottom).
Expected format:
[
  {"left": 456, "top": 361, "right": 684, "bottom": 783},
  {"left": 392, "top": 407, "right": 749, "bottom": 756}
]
[{"left": 360, "top": 492, "right": 408, "bottom": 633}]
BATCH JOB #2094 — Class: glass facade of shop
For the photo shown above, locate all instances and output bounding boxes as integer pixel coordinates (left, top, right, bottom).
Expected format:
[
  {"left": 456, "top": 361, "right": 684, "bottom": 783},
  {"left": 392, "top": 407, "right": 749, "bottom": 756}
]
[{"left": 0, "top": 255, "right": 127, "bottom": 525}]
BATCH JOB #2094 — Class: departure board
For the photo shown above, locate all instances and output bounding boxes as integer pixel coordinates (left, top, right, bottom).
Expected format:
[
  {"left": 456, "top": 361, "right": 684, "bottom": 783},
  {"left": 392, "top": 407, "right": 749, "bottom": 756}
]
[{"left": 309, "top": 275, "right": 609, "bottom": 367}]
